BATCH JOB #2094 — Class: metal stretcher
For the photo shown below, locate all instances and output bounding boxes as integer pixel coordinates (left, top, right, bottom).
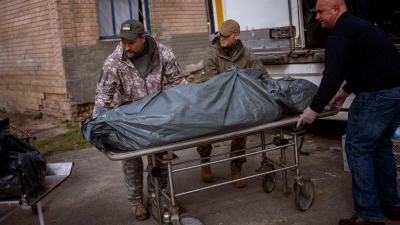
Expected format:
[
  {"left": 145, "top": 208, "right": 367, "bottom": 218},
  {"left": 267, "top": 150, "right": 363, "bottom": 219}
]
[{"left": 103, "top": 109, "right": 339, "bottom": 225}]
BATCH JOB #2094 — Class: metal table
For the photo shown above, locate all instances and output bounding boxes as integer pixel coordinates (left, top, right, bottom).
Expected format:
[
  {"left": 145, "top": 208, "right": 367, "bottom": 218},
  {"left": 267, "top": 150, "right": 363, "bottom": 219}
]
[{"left": 0, "top": 162, "right": 74, "bottom": 225}]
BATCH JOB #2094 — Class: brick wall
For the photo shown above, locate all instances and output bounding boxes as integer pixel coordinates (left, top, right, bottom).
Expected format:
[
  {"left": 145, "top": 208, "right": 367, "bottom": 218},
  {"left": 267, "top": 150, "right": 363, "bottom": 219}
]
[
  {"left": 0, "top": 0, "right": 66, "bottom": 116},
  {"left": 0, "top": 0, "right": 100, "bottom": 119},
  {"left": 59, "top": 0, "right": 98, "bottom": 47},
  {"left": 47, "top": 0, "right": 100, "bottom": 119}
]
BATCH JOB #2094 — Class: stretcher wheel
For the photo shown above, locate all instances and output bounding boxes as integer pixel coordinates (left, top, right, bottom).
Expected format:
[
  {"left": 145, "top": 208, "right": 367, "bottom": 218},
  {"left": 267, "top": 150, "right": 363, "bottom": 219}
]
[
  {"left": 179, "top": 213, "right": 205, "bottom": 225},
  {"left": 294, "top": 178, "right": 314, "bottom": 211},
  {"left": 148, "top": 192, "right": 172, "bottom": 222},
  {"left": 262, "top": 164, "right": 276, "bottom": 193}
]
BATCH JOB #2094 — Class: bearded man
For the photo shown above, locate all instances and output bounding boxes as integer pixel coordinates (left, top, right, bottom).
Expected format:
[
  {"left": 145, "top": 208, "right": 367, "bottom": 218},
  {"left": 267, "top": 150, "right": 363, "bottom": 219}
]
[{"left": 93, "top": 19, "right": 187, "bottom": 221}]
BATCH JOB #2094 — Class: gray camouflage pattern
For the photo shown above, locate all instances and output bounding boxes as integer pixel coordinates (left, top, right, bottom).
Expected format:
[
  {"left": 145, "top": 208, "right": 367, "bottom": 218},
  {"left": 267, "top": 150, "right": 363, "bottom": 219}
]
[
  {"left": 93, "top": 36, "right": 187, "bottom": 117},
  {"left": 122, "top": 158, "right": 168, "bottom": 205},
  {"left": 93, "top": 36, "right": 187, "bottom": 205},
  {"left": 122, "top": 158, "right": 144, "bottom": 204}
]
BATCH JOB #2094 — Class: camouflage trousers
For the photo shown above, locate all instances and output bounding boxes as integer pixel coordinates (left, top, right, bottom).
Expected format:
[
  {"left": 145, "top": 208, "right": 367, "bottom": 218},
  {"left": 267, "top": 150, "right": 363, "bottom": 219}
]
[
  {"left": 122, "top": 157, "right": 168, "bottom": 205},
  {"left": 197, "top": 137, "right": 247, "bottom": 167}
]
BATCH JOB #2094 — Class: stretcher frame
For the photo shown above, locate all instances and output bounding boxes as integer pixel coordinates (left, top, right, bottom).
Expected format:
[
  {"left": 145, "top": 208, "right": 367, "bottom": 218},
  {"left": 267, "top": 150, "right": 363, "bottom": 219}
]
[{"left": 103, "top": 109, "right": 339, "bottom": 225}]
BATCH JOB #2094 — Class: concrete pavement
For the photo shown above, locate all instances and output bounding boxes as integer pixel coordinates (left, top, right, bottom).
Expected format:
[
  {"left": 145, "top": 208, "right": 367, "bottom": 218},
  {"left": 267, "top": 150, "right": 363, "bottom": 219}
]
[{"left": 1, "top": 121, "right": 400, "bottom": 225}]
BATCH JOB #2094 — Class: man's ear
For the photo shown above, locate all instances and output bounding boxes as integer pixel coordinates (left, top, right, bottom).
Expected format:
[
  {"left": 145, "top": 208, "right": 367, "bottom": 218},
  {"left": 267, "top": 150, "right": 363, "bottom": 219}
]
[
  {"left": 333, "top": 4, "right": 340, "bottom": 15},
  {"left": 234, "top": 33, "right": 240, "bottom": 41},
  {"left": 141, "top": 34, "right": 147, "bottom": 43}
]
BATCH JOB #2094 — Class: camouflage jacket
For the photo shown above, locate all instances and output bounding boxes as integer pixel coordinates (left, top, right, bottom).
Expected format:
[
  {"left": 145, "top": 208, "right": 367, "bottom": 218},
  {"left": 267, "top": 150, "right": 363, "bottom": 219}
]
[
  {"left": 93, "top": 36, "right": 187, "bottom": 117},
  {"left": 202, "top": 38, "right": 269, "bottom": 81}
]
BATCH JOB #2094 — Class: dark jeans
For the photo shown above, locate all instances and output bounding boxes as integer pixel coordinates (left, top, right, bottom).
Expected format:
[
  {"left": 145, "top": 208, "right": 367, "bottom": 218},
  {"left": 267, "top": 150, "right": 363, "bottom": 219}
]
[{"left": 346, "top": 86, "right": 400, "bottom": 222}]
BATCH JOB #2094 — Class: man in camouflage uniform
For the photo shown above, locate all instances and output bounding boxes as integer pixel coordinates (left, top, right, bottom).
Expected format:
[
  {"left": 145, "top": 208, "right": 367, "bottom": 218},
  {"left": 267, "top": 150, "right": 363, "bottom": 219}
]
[
  {"left": 92, "top": 19, "right": 187, "bottom": 221},
  {"left": 199, "top": 19, "right": 270, "bottom": 188}
]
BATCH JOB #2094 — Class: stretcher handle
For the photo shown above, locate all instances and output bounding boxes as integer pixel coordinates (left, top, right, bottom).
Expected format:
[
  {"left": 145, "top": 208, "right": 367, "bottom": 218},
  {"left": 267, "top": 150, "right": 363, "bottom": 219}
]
[
  {"left": 316, "top": 107, "right": 340, "bottom": 118},
  {"left": 294, "top": 107, "right": 340, "bottom": 131}
]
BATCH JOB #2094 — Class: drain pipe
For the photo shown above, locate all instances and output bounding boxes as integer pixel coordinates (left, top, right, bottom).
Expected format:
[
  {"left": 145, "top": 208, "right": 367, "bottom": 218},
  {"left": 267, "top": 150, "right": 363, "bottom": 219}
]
[
  {"left": 287, "top": 0, "right": 295, "bottom": 51},
  {"left": 141, "top": 0, "right": 148, "bottom": 32},
  {"left": 297, "top": 0, "right": 305, "bottom": 48},
  {"left": 144, "top": 0, "right": 152, "bottom": 35}
]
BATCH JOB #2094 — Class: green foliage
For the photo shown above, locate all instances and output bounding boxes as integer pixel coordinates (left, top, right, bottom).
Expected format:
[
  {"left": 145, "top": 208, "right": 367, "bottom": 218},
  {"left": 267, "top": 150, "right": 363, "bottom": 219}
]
[
  {"left": 0, "top": 108, "right": 6, "bottom": 113},
  {"left": 31, "top": 127, "right": 93, "bottom": 158},
  {"left": 61, "top": 118, "right": 69, "bottom": 124},
  {"left": 33, "top": 112, "right": 43, "bottom": 120}
]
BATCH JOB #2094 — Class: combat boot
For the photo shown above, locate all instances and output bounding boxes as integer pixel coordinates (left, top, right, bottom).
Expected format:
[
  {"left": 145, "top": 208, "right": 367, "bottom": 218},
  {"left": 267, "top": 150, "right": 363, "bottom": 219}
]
[
  {"left": 197, "top": 144, "right": 213, "bottom": 183},
  {"left": 200, "top": 164, "right": 213, "bottom": 183},
  {"left": 231, "top": 161, "right": 246, "bottom": 188},
  {"left": 131, "top": 203, "right": 149, "bottom": 221}
]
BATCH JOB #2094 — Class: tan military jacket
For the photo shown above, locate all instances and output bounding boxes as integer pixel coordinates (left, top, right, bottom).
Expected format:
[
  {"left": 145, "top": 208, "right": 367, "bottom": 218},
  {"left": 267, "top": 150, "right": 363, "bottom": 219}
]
[
  {"left": 93, "top": 36, "right": 187, "bottom": 117},
  {"left": 202, "top": 38, "right": 269, "bottom": 81}
]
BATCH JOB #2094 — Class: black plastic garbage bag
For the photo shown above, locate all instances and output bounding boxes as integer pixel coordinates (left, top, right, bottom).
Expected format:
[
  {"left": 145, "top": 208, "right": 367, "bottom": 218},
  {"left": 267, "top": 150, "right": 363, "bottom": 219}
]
[
  {"left": 0, "top": 118, "right": 47, "bottom": 199},
  {"left": 81, "top": 65, "right": 319, "bottom": 152},
  {"left": 262, "top": 76, "right": 318, "bottom": 113},
  {"left": 81, "top": 66, "right": 284, "bottom": 151}
]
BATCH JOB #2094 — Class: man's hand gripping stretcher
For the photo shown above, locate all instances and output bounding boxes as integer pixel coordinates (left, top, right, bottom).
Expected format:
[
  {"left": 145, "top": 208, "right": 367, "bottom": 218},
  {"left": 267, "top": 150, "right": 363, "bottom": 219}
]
[{"left": 297, "top": 88, "right": 348, "bottom": 127}]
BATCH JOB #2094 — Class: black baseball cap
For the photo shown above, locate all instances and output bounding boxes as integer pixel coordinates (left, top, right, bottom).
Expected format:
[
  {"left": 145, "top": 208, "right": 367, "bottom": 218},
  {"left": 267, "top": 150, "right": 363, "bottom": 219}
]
[{"left": 118, "top": 19, "right": 145, "bottom": 40}]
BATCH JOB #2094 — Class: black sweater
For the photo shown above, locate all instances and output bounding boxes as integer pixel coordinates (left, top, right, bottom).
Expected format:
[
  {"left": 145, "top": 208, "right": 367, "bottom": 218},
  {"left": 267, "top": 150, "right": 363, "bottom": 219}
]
[{"left": 310, "top": 12, "right": 400, "bottom": 113}]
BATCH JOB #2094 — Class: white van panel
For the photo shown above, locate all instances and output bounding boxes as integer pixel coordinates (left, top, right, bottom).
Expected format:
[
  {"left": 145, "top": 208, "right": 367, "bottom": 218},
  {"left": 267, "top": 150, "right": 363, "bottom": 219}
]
[
  {"left": 265, "top": 63, "right": 325, "bottom": 80},
  {"left": 219, "top": 0, "right": 301, "bottom": 43}
]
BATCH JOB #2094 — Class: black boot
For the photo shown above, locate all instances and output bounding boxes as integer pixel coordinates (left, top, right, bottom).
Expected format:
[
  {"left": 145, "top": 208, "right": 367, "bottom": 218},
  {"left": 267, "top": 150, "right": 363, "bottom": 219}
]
[
  {"left": 339, "top": 215, "right": 385, "bottom": 225},
  {"left": 381, "top": 204, "right": 400, "bottom": 221}
]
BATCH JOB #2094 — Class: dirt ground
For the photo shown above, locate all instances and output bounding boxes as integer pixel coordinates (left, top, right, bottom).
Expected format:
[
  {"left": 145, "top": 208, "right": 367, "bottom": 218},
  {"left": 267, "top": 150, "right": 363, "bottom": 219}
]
[
  {"left": 0, "top": 112, "right": 73, "bottom": 142},
  {"left": 1, "top": 112, "right": 60, "bottom": 132}
]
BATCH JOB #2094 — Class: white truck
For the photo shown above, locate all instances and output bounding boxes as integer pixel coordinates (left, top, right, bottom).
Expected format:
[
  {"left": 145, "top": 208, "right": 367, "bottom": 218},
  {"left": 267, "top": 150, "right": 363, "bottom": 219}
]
[{"left": 205, "top": 0, "right": 400, "bottom": 120}]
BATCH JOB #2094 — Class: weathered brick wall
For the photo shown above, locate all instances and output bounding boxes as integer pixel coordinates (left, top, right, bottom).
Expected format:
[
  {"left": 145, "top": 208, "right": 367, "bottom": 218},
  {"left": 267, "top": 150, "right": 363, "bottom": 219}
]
[
  {"left": 0, "top": 0, "right": 101, "bottom": 119},
  {"left": 149, "top": 0, "right": 210, "bottom": 75},
  {"left": 0, "top": 0, "right": 66, "bottom": 116},
  {"left": 44, "top": 0, "right": 100, "bottom": 119},
  {"left": 59, "top": 0, "right": 98, "bottom": 47}
]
